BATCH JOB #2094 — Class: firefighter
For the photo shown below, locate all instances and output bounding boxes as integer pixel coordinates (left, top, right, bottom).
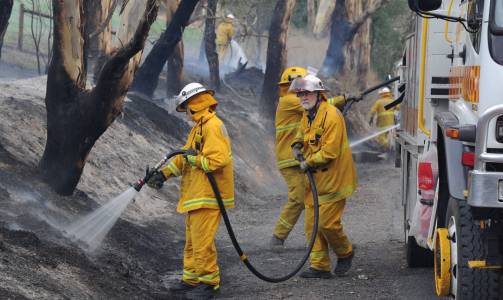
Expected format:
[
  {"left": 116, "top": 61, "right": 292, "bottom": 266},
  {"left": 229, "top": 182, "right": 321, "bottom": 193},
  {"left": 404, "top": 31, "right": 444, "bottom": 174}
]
[
  {"left": 289, "top": 74, "right": 358, "bottom": 278},
  {"left": 369, "top": 87, "right": 398, "bottom": 150},
  {"left": 216, "top": 14, "right": 235, "bottom": 62},
  {"left": 270, "top": 66, "right": 308, "bottom": 250},
  {"left": 147, "top": 82, "right": 234, "bottom": 299}
]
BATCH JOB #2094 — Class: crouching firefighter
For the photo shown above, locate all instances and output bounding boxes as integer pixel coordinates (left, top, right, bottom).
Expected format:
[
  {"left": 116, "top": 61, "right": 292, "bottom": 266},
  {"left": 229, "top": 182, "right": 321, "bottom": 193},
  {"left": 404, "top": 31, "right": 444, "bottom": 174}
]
[
  {"left": 147, "top": 82, "right": 234, "bottom": 299},
  {"left": 289, "top": 74, "right": 358, "bottom": 278}
]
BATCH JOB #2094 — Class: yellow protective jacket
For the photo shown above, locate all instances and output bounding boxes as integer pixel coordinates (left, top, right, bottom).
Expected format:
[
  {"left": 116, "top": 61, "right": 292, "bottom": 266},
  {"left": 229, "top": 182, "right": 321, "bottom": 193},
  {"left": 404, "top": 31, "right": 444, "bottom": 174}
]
[
  {"left": 275, "top": 92, "right": 344, "bottom": 170},
  {"left": 216, "top": 21, "right": 234, "bottom": 46},
  {"left": 294, "top": 101, "right": 358, "bottom": 207},
  {"left": 327, "top": 95, "right": 346, "bottom": 111},
  {"left": 275, "top": 91, "right": 304, "bottom": 169},
  {"left": 161, "top": 110, "right": 234, "bottom": 213},
  {"left": 370, "top": 95, "right": 398, "bottom": 128}
]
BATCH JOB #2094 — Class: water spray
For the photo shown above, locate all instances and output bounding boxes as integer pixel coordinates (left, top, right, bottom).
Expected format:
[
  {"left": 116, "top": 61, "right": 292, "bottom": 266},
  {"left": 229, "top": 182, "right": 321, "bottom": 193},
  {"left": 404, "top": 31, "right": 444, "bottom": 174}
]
[
  {"left": 68, "top": 149, "right": 320, "bottom": 283},
  {"left": 350, "top": 124, "right": 400, "bottom": 148}
]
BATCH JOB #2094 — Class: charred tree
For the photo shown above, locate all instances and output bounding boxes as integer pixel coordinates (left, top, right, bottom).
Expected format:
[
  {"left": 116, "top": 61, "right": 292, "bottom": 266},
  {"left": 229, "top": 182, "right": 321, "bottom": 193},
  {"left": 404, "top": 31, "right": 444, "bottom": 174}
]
[
  {"left": 85, "top": 0, "right": 116, "bottom": 81},
  {"left": 40, "top": 0, "right": 159, "bottom": 195},
  {"left": 260, "top": 0, "right": 296, "bottom": 120},
  {"left": 131, "top": 0, "right": 199, "bottom": 98},
  {"left": 320, "top": 0, "right": 384, "bottom": 77},
  {"left": 0, "top": 0, "right": 13, "bottom": 60},
  {"left": 204, "top": 0, "right": 219, "bottom": 91},
  {"left": 166, "top": 0, "right": 185, "bottom": 96}
]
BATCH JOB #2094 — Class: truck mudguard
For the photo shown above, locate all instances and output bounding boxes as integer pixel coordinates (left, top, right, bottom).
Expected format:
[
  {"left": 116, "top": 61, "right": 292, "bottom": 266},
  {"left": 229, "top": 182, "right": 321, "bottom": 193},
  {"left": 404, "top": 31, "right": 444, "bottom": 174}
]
[{"left": 435, "top": 111, "right": 466, "bottom": 199}]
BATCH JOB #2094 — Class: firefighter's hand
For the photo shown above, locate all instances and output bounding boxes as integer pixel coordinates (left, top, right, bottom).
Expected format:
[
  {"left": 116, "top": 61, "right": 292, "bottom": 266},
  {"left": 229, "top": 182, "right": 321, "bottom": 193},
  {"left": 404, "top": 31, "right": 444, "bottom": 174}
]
[
  {"left": 147, "top": 171, "right": 166, "bottom": 190},
  {"left": 291, "top": 142, "right": 304, "bottom": 161},
  {"left": 183, "top": 149, "right": 198, "bottom": 167},
  {"left": 299, "top": 161, "right": 310, "bottom": 172}
]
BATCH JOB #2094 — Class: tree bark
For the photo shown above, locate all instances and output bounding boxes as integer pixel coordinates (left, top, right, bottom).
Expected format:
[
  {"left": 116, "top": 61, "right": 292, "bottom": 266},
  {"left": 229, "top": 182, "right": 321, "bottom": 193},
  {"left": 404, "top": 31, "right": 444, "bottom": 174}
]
[
  {"left": 320, "top": 0, "right": 384, "bottom": 78},
  {"left": 307, "top": 0, "right": 316, "bottom": 32},
  {"left": 204, "top": 0, "right": 219, "bottom": 91},
  {"left": 131, "top": 0, "right": 199, "bottom": 98},
  {"left": 260, "top": 0, "right": 296, "bottom": 120},
  {"left": 313, "top": 0, "right": 337, "bottom": 37},
  {"left": 0, "top": 0, "right": 13, "bottom": 60},
  {"left": 40, "top": 0, "right": 159, "bottom": 195},
  {"left": 166, "top": 0, "right": 185, "bottom": 96},
  {"left": 85, "top": 0, "right": 115, "bottom": 81}
]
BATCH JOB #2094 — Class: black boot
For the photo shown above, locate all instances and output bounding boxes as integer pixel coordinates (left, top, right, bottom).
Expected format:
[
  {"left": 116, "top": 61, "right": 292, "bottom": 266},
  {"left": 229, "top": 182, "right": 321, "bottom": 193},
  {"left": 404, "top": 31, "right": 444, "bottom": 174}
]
[
  {"left": 334, "top": 248, "right": 355, "bottom": 276},
  {"left": 185, "top": 283, "right": 220, "bottom": 300},
  {"left": 169, "top": 281, "right": 197, "bottom": 294},
  {"left": 299, "top": 267, "right": 332, "bottom": 279}
]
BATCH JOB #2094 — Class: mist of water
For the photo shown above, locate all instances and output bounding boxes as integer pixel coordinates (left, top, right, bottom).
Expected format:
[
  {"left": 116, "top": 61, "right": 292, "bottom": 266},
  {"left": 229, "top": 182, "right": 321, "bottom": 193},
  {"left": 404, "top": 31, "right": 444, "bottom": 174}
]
[
  {"left": 350, "top": 124, "right": 400, "bottom": 148},
  {"left": 64, "top": 187, "right": 138, "bottom": 252}
]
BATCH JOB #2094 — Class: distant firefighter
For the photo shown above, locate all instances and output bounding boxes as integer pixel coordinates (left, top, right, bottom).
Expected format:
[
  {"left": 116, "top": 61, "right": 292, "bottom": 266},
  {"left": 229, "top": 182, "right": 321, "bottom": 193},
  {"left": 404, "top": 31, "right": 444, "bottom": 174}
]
[
  {"left": 216, "top": 14, "right": 235, "bottom": 62},
  {"left": 369, "top": 87, "right": 399, "bottom": 150}
]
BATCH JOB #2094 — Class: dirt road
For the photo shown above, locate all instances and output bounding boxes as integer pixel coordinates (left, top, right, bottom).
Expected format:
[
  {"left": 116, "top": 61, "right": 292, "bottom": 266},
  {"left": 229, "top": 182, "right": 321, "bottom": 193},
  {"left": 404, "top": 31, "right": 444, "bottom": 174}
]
[{"left": 163, "top": 160, "right": 440, "bottom": 300}]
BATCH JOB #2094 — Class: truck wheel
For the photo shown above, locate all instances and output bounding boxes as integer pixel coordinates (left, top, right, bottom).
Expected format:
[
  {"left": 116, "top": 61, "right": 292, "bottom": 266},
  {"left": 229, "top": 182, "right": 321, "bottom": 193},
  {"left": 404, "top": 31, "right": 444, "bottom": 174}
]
[
  {"left": 445, "top": 198, "right": 500, "bottom": 299},
  {"left": 406, "top": 235, "right": 433, "bottom": 268}
]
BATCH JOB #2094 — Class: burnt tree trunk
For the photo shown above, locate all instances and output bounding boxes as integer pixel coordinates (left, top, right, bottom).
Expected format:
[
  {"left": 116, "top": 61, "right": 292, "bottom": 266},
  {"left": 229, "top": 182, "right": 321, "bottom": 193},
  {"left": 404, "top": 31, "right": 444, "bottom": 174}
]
[
  {"left": 204, "top": 0, "right": 219, "bottom": 91},
  {"left": 260, "top": 0, "right": 296, "bottom": 120},
  {"left": 131, "top": 0, "right": 199, "bottom": 98},
  {"left": 85, "top": 0, "right": 115, "bottom": 82},
  {"left": 166, "top": 0, "right": 185, "bottom": 96},
  {"left": 40, "top": 0, "right": 159, "bottom": 195},
  {"left": 0, "top": 0, "right": 13, "bottom": 60},
  {"left": 320, "top": 0, "right": 351, "bottom": 76},
  {"left": 320, "top": 0, "right": 384, "bottom": 77}
]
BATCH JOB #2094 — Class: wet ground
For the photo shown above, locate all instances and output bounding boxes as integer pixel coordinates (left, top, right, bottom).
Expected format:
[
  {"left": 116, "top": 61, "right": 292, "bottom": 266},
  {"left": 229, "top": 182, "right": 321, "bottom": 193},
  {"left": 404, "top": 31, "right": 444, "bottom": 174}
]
[
  {"left": 206, "top": 160, "right": 441, "bottom": 300},
  {"left": 0, "top": 60, "right": 442, "bottom": 299}
]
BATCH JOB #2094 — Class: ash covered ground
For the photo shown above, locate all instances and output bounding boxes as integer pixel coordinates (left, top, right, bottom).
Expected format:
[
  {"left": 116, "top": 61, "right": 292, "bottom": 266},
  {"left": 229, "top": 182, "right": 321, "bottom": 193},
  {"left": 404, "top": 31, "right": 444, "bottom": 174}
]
[{"left": 0, "top": 62, "right": 442, "bottom": 299}]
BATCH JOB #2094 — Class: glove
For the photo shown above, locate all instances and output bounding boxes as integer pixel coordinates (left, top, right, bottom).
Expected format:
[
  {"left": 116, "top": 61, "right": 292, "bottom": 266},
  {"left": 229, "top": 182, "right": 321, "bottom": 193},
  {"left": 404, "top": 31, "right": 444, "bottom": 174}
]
[
  {"left": 146, "top": 171, "right": 166, "bottom": 190},
  {"left": 368, "top": 117, "right": 374, "bottom": 126},
  {"left": 291, "top": 142, "right": 304, "bottom": 161},
  {"left": 299, "top": 161, "right": 310, "bottom": 172},
  {"left": 183, "top": 149, "right": 198, "bottom": 167}
]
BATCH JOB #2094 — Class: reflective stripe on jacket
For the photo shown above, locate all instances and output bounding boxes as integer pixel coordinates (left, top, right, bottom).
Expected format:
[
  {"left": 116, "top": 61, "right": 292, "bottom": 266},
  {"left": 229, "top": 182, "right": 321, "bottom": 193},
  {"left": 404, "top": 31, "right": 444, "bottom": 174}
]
[
  {"left": 161, "top": 110, "right": 234, "bottom": 213},
  {"left": 294, "top": 101, "right": 358, "bottom": 207},
  {"left": 275, "top": 92, "right": 304, "bottom": 169}
]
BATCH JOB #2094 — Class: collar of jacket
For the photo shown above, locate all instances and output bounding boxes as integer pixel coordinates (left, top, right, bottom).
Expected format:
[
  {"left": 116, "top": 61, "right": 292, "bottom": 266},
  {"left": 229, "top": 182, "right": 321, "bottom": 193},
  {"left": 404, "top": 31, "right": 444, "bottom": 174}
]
[
  {"left": 192, "top": 109, "right": 216, "bottom": 124},
  {"left": 307, "top": 94, "right": 324, "bottom": 124},
  {"left": 306, "top": 101, "right": 328, "bottom": 127}
]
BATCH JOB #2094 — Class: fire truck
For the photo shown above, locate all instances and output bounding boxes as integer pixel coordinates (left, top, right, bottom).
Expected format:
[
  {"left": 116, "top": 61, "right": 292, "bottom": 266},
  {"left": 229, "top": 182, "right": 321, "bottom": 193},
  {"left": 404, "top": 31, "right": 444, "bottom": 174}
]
[{"left": 396, "top": 0, "right": 503, "bottom": 298}]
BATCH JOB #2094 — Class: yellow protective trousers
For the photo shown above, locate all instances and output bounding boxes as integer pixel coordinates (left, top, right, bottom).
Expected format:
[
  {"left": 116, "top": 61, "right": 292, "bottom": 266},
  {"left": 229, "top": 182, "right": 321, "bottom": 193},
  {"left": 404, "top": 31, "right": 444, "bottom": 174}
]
[
  {"left": 377, "top": 127, "right": 391, "bottom": 148},
  {"left": 273, "top": 167, "right": 305, "bottom": 240},
  {"left": 182, "top": 208, "right": 221, "bottom": 287},
  {"left": 217, "top": 44, "right": 228, "bottom": 61},
  {"left": 305, "top": 199, "right": 353, "bottom": 271}
]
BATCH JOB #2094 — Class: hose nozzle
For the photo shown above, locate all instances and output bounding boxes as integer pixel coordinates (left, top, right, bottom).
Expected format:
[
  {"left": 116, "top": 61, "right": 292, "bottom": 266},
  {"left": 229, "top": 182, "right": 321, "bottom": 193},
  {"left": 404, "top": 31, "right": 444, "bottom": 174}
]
[{"left": 133, "top": 150, "right": 186, "bottom": 192}]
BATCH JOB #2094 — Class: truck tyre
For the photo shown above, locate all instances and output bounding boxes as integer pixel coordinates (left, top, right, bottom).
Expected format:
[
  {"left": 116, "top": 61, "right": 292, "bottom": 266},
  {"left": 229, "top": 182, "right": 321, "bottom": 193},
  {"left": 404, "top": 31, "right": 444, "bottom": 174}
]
[
  {"left": 406, "top": 235, "right": 434, "bottom": 268},
  {"left": 445, "top": 197, "right": 500, "bottom": 299}
]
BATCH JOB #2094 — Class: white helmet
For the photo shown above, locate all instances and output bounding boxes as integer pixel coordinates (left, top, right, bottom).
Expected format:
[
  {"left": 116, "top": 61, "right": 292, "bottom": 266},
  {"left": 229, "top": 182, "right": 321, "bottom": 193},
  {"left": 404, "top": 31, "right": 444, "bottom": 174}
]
[
  {"left": 226, "top": 14, "right": 235, "bottom": 20},
  {"left": 176, "top": 82, "right": 214, "bottom": 112},
  {"left": 379, "top": 87, "right": 391, "bottom": 95},
  {"left": 288, "top": 74, "right": 328, "bottom": 93}
]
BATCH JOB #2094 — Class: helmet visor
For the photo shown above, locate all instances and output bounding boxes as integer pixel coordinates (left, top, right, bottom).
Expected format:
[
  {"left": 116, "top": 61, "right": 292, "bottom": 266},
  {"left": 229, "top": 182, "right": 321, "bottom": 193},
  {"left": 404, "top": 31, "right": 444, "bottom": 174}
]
[{"left": 288, "top": 77, "right": 315, "bottom": 93}]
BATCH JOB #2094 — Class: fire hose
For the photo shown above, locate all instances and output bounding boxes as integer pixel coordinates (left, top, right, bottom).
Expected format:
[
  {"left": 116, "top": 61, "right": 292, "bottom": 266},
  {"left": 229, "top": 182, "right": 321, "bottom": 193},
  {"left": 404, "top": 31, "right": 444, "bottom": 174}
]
[{"left": 133, "top": 150, "right": 319, "bottom": 283}]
